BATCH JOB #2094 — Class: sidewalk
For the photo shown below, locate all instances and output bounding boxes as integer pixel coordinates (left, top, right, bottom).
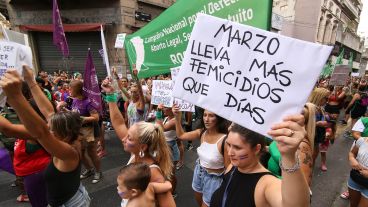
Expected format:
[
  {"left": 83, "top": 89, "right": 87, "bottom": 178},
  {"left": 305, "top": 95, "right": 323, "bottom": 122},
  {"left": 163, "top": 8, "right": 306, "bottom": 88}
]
[{"left": 329, "top": 124, "right": 350, "bottom": 207}]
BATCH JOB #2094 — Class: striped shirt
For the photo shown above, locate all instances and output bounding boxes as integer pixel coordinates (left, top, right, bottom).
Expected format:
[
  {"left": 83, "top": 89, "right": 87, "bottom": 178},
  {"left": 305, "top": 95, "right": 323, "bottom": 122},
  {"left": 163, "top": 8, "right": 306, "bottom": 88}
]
[{"left": 356, "top": 137, "right": 368, "bottom": 168}]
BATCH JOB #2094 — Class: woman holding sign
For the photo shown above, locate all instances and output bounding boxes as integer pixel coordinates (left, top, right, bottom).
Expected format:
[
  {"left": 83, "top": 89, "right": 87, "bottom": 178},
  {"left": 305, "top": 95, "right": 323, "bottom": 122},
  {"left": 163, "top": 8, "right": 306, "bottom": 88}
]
[
  {"left": 209, "top": 115, "right": 310, "bottom": 207},
  {"left": 172, "top": 106, "right": 229, "bottom": 207}
]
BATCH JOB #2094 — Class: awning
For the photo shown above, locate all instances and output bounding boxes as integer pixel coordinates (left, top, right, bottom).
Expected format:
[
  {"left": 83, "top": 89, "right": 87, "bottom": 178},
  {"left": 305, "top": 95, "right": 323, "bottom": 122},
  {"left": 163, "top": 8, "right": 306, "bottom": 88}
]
[{"left": 19, "top": 23, "right": 104, "bottom": 32}]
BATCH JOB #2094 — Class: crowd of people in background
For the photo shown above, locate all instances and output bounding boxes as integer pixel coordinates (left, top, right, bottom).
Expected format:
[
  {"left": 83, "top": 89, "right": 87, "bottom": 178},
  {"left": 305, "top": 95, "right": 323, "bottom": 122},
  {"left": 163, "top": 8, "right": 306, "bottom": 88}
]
[{"left": 0, "top": 66, "right": 368, "bottom": 207}]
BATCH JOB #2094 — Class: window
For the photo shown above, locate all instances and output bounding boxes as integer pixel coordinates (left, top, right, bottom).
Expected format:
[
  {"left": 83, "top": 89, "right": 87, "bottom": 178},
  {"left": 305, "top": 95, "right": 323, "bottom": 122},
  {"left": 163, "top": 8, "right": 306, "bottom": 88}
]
[{"left": 335, "top": 8, "right": 340, "bottom": 17}]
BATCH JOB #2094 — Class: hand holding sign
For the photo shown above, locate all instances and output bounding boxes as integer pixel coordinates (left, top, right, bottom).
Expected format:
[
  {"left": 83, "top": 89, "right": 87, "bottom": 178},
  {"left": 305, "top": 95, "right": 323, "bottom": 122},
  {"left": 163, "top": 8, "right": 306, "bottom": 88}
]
[
  {"left": 23, "top": 65, "right": 35, "bottom": 84},
  {"left": 101, "top": 79, "right": 115, "bottom": 94},
  {"left": 172, "top": 14, "right": 332, "bottom": 137},
  {"left": 172, "top": 104, "right": 182, "bottom": 120},
  {"left": 0, "top": 70, "right": 23, "bottom": 98},
  {"left": 0, "top": 41, "right": 33, "bottom": 107},
  {"left": 267, "top": 114, "right": 306, "bottom": 158}
]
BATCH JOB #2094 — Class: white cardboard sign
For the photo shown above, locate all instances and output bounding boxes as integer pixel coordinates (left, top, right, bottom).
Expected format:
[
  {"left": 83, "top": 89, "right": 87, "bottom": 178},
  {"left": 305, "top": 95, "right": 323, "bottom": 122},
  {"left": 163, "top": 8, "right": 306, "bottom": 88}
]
[
  {"left": 172, "top": 14, "right": 333, "bottom": 137},
  {"left": 171, "top": 67, "right": 195, "bottom": 112},
  {"left": 114, "top": 33, "right": 127, "bottom": 49},
  {"left": 329, "top": 65, "right": 350, "bottom": 85},
  {"left": 351, "top": 72, "right": 360, "bottom": 77},
  {"left": 0, "top": 41, "right": 33, "bottom": 107},
  {"left": 151, "top": 80, "right": 174, "bottom": 107}
]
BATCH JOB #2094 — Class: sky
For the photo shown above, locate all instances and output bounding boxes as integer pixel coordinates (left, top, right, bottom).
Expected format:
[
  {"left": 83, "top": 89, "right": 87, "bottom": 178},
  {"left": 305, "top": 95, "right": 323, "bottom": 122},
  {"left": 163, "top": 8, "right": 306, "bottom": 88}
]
[{"left": 358, "top": 0, "right": 368, "bottom": 37}]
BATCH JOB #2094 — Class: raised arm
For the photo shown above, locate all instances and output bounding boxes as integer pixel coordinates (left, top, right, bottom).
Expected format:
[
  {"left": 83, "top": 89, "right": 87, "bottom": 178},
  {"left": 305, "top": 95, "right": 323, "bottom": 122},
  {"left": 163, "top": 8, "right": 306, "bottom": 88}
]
[
  {"left": 0, "top": 115, "right": 32, "bottom": 139},
  {"left": 346, "top": 93, "right": 360, "bottom": 111},
  {"left": 266, "top": 114, "right": 310, "bottom": 207},
  {"left": 132, "top": 68, "right": 145, "bottom": 111},
  {"left": 0, "top": 70, "right": 78, "bottom": 161},
  {"left": 172, "top": 105, "right": 200, "bottom": 141},
  {"left": 23, "top": 66, "right": 55, "bottom": 119},
  {"left": 101, "top": 79, "right": 128, "bottom": 141},
  {"left": 112, "top": 67, "right": 130, "bottom": 99},
  {"left": 155, "top": 104, "right": 175, "bottom": 131}
]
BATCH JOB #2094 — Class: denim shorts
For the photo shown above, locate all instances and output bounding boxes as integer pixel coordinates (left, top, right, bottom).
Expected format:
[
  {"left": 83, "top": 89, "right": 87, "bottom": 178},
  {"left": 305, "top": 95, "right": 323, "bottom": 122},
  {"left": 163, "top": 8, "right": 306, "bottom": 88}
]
[
  {"left": 348, "top": 176, "right": 368, "bottom": 199},
  {"left": 167, "top": 140, "right": 180, "bottom": 162},
  {"left": 192, "top": 160, "right": 223, "bottom": 206},
  {"left": 52, "top": 184, "right": 91, "bottom": 207}
]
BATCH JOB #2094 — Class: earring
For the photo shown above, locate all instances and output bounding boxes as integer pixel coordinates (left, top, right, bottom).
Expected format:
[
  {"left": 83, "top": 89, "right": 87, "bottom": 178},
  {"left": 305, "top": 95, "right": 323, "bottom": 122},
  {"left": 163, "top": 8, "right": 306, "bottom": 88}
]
[
  {"left": 152, "top": 151, "right": 157, "bottom": 158},
  {"left": 139, "top": 150, "right": 145, "bottom": 158}
]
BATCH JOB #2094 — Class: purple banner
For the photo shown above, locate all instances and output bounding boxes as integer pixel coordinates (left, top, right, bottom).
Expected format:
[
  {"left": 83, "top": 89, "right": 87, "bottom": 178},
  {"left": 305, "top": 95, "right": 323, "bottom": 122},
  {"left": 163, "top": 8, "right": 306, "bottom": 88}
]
[
  {"left": 0, "top": 148, "right": 14, "bottom": 174},
  {"left": 83, "top": 50, "right": 102, "bottom": 114},
  {"left": 53, "top": 0, "right": 69, "bottom": 57}
]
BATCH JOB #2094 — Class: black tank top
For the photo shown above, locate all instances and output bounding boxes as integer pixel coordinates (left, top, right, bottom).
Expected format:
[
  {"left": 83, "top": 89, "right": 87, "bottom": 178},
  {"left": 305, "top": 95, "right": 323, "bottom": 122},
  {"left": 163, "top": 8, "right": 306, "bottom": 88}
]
[
  {"left": 44, "top": 160, "right": 81, "bottom": 206},
  {"left": 210, "top": 167, "right": 273, "bottom": 207}
]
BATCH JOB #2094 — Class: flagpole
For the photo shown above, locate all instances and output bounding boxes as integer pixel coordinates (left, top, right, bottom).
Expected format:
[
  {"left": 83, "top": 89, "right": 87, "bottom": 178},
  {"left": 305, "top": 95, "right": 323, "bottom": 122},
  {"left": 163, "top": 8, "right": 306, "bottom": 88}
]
[{"left": 100, "top": 25, "right": 111, "bottom": 77}]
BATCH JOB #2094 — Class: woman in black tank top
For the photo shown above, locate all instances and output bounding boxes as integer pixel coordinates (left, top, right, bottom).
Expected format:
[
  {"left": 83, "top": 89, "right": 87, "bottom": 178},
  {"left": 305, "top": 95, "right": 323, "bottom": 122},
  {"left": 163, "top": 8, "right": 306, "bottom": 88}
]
[
  {"left": 210, "top": 115, "right": 310, "bottom": 207},
  {"left": 1, "top": 68, "right": 90, "bottom": 206}
]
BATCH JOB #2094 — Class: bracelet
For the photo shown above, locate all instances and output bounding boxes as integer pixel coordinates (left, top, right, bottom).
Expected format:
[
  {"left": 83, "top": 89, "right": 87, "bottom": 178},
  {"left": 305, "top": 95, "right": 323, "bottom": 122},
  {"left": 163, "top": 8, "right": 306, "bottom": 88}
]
[
  {"left": 156, "top": 111, "right": 163, "bottom": 120},
  {"left": 105, "top": 93, "right": 117, "bottom": 103},
  {"left": 279, "top": 154, "right": 300, "bottom": 173}
]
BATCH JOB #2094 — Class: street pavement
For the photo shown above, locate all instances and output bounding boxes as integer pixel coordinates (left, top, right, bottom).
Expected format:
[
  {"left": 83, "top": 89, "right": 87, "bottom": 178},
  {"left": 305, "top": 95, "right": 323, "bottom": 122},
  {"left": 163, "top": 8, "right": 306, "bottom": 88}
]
[{"left": 0, "top": 124, "right": 355, "bottom": 207}]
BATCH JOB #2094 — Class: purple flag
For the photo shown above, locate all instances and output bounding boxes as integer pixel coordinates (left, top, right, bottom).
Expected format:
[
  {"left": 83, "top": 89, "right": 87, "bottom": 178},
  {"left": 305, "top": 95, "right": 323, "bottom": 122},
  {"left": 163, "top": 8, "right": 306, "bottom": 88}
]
[
  {"left": 83, "top": 50, "right": 102, "bottom": 114},
  {"left": 0, "top": 148, "right": 14, "bottom": 174},
  {"left": 53, "top": 0, "right": 69, "bottom": 57}
]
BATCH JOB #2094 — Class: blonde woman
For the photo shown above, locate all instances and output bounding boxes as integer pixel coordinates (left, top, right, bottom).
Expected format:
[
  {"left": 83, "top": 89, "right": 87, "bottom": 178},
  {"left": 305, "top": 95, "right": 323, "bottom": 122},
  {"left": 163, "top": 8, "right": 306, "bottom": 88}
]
[
  {"left": 300, "top": 103, "right": 316, "bottom": 186},
  {"left": 101, "top": 79, "right": 175, "bottom": 207},
  {"left": 308, "top": 87, "right": 331, "bottom": 171}
]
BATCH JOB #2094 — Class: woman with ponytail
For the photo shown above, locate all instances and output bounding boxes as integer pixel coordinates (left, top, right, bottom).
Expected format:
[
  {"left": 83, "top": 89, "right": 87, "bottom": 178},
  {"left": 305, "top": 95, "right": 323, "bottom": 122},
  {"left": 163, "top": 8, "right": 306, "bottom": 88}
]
[{"left": 101, "top": 77, "right": 175, "bottom": 207}]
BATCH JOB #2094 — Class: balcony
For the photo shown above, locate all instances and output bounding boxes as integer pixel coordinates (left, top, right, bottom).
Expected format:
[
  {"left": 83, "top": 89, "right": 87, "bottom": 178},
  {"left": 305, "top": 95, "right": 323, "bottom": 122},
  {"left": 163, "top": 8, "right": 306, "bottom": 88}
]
[
  {"left": 341, "top": 0, "right": 359, "bottom": 20},
  {"left": 137, "top": 0, "right": 175, "bottom": 9},
  {"left": 336, "top": 29, "right": 361, "bottom": 51}
]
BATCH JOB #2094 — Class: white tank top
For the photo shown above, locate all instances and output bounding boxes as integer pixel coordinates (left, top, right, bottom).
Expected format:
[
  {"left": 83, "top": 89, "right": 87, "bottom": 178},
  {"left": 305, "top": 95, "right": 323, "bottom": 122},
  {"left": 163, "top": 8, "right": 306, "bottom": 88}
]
[
  {"left": 163, "top": 117, "right": 177, "bottom": 142},
  {"left": 197, "top": 131, "right": 226, "bottom": 169}
]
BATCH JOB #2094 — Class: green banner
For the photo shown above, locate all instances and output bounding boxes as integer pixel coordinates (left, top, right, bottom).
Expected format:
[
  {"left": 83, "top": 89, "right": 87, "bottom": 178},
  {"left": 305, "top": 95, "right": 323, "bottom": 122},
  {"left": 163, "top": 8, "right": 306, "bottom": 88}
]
[{"left": 125, "top": 0, "right": 273, "bottom": 79}]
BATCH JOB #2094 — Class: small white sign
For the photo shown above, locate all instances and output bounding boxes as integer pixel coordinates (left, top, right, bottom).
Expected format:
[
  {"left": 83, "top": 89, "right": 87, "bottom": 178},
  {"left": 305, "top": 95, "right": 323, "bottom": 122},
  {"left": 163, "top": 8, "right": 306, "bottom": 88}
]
[
  {"left": 351, "top": 72, "right": 360, "bottom": 77},
  {"left": 330, "top": 65, "right": 350, "bottom": 85},
  {"left": 151, "top": 80, "right": 174, "bottom": 107},
  {"left": 172, "top": 14, "right": 333, "bottom": 137},
  {"left": 171, "top": 67, "right": 195, "bottom": 112},
  {"left": 0, "top": 41, "right": 33, "bottom": 106},
  {"left": 115, "top": 33, "right": 127, "bottom": 49}
]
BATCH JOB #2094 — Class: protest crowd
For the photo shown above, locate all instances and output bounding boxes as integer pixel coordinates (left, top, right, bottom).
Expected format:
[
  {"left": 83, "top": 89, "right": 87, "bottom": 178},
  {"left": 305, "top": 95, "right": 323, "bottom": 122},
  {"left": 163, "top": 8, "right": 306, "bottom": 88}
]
[
  {"left": 0, "top": 61, "right": 367, "bottom": 207},
  {"left": 0, "top": 1, "right": 367, "bottom": 207}
]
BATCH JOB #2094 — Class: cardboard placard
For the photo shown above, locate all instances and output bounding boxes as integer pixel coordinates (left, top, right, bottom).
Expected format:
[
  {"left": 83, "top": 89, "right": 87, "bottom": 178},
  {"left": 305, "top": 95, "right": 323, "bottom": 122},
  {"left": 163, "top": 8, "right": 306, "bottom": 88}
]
[{"left": 172, "top": 14, "right": 333, "bottom": 137}]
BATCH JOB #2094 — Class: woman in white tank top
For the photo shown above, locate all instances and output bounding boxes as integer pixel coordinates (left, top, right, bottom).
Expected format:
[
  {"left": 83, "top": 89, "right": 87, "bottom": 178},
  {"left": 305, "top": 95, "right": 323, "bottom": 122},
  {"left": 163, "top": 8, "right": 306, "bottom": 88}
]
[{"left": 172, "top": 105, "right": 230, "bottom": 207}]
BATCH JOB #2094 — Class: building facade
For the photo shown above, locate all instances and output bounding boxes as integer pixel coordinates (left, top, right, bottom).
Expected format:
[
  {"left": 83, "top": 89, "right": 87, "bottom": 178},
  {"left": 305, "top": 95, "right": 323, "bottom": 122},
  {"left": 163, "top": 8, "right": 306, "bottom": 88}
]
[
  {"left": 6, "top": 0, "right": 175, "bottom": 77},
  {"left": 273, "top": 0, "right": 364, "bottom": 72}
]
